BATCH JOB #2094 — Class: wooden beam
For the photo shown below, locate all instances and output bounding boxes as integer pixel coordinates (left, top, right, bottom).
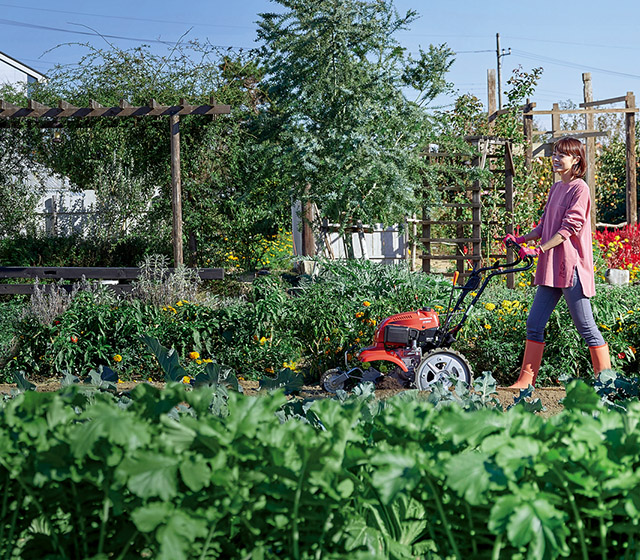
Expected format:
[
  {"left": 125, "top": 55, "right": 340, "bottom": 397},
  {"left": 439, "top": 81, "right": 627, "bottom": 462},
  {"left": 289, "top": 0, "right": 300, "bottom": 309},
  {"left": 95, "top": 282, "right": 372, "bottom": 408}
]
[
  {"left": 58, "top": 100, "right": 77, "bottom": 110},
  {"left": 526, "top": 107, "right": 638, "bottom": 116},
  {"left": 487, "top": 102, "right": 537, "bottom": 123},
  {"left": 0, "top": 100, "right": 20, "bottom": 112},
  {"left": 28, "top": 99, "right": 50, "bottom": 111},
  {"left": 579, "top": 95, "right": 627, "bottom": 108},
  {"left": 0, "top": 267, "right": 224, "bottom": 280},
  {"left": 0, "top": 99, "right": 232, "bottom": 119},
  {"left": 533, "top": 130, "right": 608, "bottom": 138}
]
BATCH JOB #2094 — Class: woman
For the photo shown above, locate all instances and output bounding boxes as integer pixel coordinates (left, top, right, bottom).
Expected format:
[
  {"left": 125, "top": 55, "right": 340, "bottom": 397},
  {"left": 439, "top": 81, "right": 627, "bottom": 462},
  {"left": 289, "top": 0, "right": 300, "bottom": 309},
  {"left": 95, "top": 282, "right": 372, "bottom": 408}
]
[{"left": 505, "top": 136, "right": 610, "bottom": 388}]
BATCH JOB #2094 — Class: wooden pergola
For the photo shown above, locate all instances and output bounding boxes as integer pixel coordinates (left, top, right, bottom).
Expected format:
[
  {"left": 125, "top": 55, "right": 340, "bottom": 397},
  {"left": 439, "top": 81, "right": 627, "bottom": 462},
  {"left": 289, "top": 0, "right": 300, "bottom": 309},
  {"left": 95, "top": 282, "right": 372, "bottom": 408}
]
[{"left": 0, "top": 97, "right": 231, "bottom": 265}]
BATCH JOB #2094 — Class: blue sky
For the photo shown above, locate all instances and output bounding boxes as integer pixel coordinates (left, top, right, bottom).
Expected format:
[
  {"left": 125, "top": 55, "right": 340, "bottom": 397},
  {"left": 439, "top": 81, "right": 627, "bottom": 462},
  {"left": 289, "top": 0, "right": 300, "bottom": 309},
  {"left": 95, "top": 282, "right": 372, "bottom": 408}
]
[{"left": 1, "top": 0, "right": 639, "bottom": 129}]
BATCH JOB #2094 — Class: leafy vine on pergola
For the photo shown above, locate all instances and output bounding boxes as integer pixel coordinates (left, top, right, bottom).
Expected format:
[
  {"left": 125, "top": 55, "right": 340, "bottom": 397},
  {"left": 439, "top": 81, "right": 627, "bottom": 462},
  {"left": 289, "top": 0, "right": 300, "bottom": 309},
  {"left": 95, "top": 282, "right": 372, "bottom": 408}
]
[{"left": 0, "top": 97, "right": 231, "bottom": 265}]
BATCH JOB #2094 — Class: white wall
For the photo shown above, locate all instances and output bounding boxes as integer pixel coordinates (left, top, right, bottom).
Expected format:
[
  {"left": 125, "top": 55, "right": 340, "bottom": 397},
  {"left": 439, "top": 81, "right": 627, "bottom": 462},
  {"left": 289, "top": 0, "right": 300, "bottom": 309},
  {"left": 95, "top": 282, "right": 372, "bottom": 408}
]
[{"left": 291, "top": 201, "right": 408, "bottom": 263}]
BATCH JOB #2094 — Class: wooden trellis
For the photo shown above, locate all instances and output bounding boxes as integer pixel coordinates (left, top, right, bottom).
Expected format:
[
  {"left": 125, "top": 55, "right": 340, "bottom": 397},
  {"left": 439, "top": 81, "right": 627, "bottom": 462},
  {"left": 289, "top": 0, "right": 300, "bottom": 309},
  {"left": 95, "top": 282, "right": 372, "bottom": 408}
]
[
  {"left": 417, "top": 136, "right": 516, "bottom": 287},
  {"left": 0, "top": 97, "right": 231, "bottom": 265}
]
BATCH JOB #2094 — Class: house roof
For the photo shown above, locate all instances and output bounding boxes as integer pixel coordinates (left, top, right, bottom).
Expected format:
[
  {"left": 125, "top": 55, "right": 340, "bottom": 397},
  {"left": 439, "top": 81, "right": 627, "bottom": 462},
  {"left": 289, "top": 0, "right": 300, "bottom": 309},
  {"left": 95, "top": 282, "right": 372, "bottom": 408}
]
[{"left": 0, "top": 50, "right": 47, "bottom": 82}]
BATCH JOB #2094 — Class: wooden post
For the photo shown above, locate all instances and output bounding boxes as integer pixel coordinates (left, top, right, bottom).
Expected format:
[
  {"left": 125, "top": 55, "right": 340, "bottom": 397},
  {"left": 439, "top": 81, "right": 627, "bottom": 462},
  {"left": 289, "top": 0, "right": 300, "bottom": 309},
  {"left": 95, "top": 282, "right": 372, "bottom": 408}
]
[
  {"left": 505, "top": 141, "right": 515, "bottom": 289},
  {"left": 626, "top": 92, "right": 637, "bottom": 225},
  {"left": 582, "top": 73, "right": 597, "bottom": 230},
  {"left": 472, "top": 162, "right": 481, "bottom": 268},
  {"left": 301, "top": 185, "right": 316, "bottom": 256},
  {"left": 523, "top": 99, "right": 535, "bottom": 206},
  {"left": 523, "top": 99, "right": 534, "bottom": 171},
  {"left": 551, "top": 102, "right": 561, "bottom": 184},
  {"left": 487, "top": 69, "right": 497, "bottom": 134},
  {"left": 170, "top": 114, "right": 184, "bottom": 266},
  {"left": 422, "top": 208, "right": 431, "bottom": 274}
]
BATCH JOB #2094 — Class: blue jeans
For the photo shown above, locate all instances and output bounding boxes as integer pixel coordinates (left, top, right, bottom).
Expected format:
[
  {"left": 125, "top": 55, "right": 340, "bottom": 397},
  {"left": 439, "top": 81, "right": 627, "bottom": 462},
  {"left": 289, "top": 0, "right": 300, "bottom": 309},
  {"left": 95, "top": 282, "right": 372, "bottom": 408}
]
[{"left": 527, "top": 270, "right": 605, "bottom": 347}]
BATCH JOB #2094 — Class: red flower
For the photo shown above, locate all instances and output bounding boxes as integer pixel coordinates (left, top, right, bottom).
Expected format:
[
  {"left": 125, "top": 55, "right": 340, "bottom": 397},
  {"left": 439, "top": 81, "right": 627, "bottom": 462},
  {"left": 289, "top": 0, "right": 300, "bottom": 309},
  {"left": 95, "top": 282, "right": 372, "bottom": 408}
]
[
  {"left": 70, "top": 335, "right": 78, "bottom": 343},
  {"left": 618, "top": 352, "right": 626, "bottom": 360}
]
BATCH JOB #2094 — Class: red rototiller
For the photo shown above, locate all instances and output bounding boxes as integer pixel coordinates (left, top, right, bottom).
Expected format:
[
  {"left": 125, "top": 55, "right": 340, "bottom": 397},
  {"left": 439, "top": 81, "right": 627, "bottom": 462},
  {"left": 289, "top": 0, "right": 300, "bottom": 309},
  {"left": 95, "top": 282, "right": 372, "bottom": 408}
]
[{"left": 321, "top": 240, "right": 534, "bottom": 392}]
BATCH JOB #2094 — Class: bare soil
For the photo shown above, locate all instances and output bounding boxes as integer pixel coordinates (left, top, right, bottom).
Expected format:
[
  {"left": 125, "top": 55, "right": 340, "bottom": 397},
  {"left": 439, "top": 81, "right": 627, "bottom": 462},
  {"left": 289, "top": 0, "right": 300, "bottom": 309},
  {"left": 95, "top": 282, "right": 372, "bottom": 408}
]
[{"left": 0, "top": 378, "right": 567, "bottom": 417}]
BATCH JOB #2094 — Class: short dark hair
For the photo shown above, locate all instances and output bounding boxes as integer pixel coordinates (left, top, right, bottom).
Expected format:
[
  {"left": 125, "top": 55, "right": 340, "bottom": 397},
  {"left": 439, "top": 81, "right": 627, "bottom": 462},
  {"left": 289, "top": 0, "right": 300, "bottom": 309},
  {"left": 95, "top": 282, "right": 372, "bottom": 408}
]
[{"left": 553, "top": 136, "right": 586, "bottom": 178}]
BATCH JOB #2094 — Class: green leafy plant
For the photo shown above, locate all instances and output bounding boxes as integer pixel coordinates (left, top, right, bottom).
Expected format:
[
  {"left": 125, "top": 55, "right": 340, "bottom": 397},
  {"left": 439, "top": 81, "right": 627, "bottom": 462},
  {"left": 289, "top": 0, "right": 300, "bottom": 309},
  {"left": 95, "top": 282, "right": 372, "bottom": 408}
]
[{"left": 2, "top": 378, "right": 640, "bottom": 559}]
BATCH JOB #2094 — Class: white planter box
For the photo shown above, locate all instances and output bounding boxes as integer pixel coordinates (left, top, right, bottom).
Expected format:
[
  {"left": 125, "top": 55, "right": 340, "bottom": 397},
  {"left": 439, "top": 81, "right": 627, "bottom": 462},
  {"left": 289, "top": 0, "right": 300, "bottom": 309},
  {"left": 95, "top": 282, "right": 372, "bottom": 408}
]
[{"left": 605, "top": 268, "right": 630, "bottom": 287}]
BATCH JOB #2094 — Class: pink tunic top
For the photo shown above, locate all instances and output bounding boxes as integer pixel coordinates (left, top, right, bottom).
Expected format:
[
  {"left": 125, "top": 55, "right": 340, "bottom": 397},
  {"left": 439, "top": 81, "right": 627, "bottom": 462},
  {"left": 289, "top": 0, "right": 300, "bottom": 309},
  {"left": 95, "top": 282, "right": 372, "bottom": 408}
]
[{"left": 529, "top": 178, "right": 595, "bottom": 297}]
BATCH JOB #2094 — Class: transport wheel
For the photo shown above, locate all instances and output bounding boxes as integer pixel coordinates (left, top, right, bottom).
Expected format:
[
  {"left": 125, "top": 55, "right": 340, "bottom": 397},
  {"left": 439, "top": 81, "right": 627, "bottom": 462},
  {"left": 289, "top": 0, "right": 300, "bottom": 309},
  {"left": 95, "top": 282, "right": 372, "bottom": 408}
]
[
  {"left": 414, "top": 348, "right": 473, "bottom": 390},
  {"left": 320, "top": 368, "right": 347, "bottom": 393}
]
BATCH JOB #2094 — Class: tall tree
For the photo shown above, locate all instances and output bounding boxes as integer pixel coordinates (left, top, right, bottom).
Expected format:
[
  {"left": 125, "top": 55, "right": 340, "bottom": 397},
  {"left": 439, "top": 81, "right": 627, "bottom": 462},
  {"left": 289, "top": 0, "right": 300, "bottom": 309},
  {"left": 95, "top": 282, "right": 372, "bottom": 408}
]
[{"left": 257, "top": 0, "right": 454, "bottom": 228}]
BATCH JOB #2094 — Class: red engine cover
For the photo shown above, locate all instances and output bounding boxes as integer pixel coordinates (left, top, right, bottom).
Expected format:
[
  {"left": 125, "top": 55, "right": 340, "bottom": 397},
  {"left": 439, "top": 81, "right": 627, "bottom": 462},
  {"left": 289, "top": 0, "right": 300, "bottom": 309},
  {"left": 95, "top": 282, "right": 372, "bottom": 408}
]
[
  {"left": 373, "top": 309, "right": 440, "bottom": 345},
  {"left": 357, "top": 309, "right": 440, "bottom": 372}
]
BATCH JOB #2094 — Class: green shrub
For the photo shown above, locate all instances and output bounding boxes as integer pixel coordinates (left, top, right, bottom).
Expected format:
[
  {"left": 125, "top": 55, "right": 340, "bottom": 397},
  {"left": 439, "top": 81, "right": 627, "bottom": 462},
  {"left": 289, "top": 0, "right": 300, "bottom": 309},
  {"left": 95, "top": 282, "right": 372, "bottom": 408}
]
[
  {"left": 0, "top": 233, "right": 170, "bottom": 267},
  {"left": 3, "top": 258, "right": 640, "bottom": 384}
]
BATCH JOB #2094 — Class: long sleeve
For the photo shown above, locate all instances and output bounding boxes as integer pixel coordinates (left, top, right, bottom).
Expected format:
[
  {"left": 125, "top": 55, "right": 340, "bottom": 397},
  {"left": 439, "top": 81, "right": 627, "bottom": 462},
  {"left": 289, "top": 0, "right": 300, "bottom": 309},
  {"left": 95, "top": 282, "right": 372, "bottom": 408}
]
[
  {"left": 533, "top": 179, "right": 595, "bottom": 297},
  {"left": 556, "top": 184, "right": 589, "bottom": 240}
]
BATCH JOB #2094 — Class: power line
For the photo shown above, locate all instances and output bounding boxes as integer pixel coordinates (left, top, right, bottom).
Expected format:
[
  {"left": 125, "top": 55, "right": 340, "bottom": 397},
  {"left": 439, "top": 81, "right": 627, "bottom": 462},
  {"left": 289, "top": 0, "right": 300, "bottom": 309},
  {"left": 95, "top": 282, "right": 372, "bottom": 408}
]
[
  {"left": 0, "top": 2, "right": 255, "bottom": 31},
  {"left": 514, "top": 49, "right": 640, "bottom": 80},
  {"left": 0, "top": 17, "right": 178, "bottom": 45},
  {"left": 0, "top": 17, "right": 250, "bottom": 51},
  {"left": 503, "top": 35, "right": 640, "bottom": 53}
]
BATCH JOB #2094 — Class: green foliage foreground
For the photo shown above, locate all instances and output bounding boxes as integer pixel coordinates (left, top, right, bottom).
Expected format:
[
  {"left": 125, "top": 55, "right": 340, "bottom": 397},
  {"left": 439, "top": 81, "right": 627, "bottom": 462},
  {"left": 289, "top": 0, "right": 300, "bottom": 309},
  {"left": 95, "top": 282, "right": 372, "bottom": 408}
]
[{"left": 0, "top": 380, "right": 639, "bottom": 559}]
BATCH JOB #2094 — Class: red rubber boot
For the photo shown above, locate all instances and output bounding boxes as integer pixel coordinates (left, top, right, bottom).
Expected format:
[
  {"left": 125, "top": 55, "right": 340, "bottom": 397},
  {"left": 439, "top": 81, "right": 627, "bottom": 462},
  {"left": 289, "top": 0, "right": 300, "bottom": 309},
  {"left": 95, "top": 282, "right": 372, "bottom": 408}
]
[
  {"left": 589, "top": 343, "right": 611, "bottom": 376},
  {"left": 509, "top": 340, "right": 545, "bottom": 389}
]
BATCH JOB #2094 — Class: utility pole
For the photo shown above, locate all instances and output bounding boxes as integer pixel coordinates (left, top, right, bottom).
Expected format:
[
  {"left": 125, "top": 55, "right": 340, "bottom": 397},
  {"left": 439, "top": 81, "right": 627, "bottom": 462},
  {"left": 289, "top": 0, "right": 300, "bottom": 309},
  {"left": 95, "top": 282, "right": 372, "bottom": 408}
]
[{"left": 496, "top": 33, "right": 511, "bottom": 110}]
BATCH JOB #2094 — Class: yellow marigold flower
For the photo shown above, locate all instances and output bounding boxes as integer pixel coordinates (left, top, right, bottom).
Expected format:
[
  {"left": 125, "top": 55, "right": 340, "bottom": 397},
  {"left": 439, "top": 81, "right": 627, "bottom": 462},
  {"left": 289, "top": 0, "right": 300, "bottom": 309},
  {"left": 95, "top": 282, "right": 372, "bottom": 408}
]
[
  {"left": 203, "top": 358, "right": 213, "bottom": 363},
  {"left": 355, "top": 311, "right": 364, "bottom": 318},
  {"left": 176, "top": 301, "right": 183, "bottom": 307},
  {"left": 147, "top": 377, "right": 153, "bottom": 382},
  {"left": 113, "top": 354, "right": 123, "bottom": 363},
  {"left": 484, "top": 303, "right": 496, "bottom": 311},
  {"left": 484, "top": 324, "right": 491, "bottom": 330},
  {"left": 265, "top": 367, "right": 274, "bottom": 374},
  {"left": 259, "top": 336, "right": 267, "bottom": 345},
  {"left": 188, "top": 351, "right": 200, "bottom": 360},
  {"left": 117, "top": 379, "right": 124, "bottom": 384},
  {"left": 518, "top": 282, "right": 526, "bottom": 288},
  {"left": 182, "top": 376, "right": 191, "bottom": 384},
  {"left": 363, "top": 301, "right": 371, "bottom": 307},
  {"left": 196, "top": 359, "right": 202, "bottom": 365}
]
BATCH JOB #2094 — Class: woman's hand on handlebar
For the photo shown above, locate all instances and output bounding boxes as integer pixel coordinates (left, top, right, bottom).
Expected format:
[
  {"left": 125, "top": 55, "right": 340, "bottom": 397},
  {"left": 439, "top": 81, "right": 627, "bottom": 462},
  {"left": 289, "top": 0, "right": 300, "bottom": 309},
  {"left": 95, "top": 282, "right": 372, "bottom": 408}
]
[
  {"left": 518, "top": 245, "right": 541, "bottom": 259},
  {"left": 503, "top": 233, "right": 525, "bottom": 246}
]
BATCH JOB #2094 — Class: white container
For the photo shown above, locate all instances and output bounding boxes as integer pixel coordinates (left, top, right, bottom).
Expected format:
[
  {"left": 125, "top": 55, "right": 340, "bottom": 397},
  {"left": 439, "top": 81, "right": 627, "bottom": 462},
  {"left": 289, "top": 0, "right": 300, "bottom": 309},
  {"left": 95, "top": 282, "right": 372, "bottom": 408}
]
[{"left": 605, "top": 268, "right": 630, "bottom": 287}]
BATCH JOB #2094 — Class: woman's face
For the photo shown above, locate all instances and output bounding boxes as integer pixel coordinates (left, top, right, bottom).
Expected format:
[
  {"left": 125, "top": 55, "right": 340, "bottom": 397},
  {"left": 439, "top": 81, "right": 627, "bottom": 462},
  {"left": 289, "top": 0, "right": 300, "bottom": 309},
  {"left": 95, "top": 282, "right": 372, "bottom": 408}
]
[{"left": 552, "top": 149, "right": 579, "bottom": 176}]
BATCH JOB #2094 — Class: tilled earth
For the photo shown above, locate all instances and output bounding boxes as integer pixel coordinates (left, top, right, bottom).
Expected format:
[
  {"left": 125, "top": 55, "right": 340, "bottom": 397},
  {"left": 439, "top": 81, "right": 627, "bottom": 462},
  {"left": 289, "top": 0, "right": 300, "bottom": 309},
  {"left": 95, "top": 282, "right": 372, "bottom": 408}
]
[{"left": 0, "top": 378, "right": 567, "bottom": 417}]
